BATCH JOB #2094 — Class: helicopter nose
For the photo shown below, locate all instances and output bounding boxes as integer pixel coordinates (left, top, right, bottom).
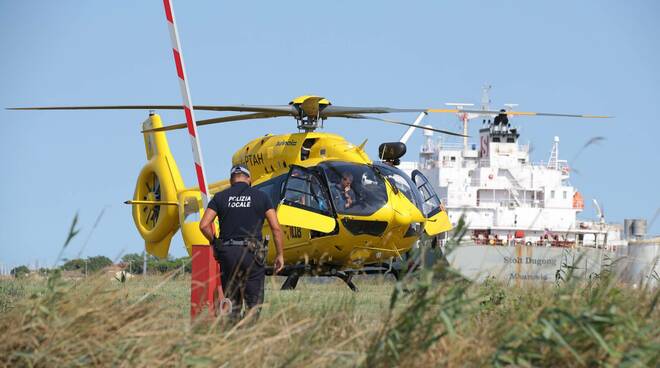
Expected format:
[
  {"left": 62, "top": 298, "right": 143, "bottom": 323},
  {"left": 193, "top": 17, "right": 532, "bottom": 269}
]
[
  {"left": 389, "top": 194, "right": 426, "bottom": 229},
  {"left": 392, "top": 207, "right": 412, "bottom": 227}
]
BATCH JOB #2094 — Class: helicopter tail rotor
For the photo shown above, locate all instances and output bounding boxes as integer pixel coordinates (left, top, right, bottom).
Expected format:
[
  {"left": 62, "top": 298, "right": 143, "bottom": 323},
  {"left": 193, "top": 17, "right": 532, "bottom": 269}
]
[{"left": 129, "top": 113, "right": 185, "bottom": 258}]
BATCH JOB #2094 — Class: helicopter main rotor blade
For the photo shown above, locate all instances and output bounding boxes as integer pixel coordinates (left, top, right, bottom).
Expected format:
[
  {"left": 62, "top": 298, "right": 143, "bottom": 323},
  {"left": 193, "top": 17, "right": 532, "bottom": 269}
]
[
  {"left": 427, "top": 108, "right": 611, "bottom": 119},
  {"left": 321, "top": 105, "right": 427, "bottom": 117},
  {"left": 9, "top": 104, "right": 611, "bottom": 119},
  {"left": 8, "top": 104, "right": 295, "bottom": 114},
  {"left": 142, "top": 112, "right": 288, "bottom": 133},
  {"left": 341, "top": 114, "right": 468, "bottom": 138}
]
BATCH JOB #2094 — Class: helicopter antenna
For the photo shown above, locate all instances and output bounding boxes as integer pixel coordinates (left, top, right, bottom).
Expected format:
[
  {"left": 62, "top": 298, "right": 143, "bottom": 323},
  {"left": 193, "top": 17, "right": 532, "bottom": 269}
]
[{"left": 162, "top": 0, "right": 211, "bottom": 206}]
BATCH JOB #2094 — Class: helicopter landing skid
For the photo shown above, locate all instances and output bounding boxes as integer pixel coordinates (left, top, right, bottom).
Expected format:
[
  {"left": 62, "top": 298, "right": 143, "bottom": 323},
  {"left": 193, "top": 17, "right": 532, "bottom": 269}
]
[
  {"left": 281, "top": 273, "right": 300, "bottom": 290},
  {"left": 335, "top": 272, "right": 359, "bottom": 292}
]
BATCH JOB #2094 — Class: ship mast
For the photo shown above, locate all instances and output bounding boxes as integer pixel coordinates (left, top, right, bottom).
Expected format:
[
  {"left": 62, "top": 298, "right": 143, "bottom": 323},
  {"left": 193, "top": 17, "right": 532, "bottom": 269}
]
[
  {"left": 481, "top": 84, "right": 492, "bottom": 121},
  {"left": 445, "top": 102, "right": 474, "bottom": 151},
  {"left": 548, "top": 136, "right": 560, "bottom": 170}
]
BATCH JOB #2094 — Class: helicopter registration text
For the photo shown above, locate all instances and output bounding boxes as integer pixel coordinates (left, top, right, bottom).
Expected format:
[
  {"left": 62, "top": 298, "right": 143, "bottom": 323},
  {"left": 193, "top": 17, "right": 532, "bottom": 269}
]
[
  {"left": 241, "top": 153, "right": 265, "bottom": 166},
  {"left": 288, "top": 226, "right": 302, "bottom": 239}
]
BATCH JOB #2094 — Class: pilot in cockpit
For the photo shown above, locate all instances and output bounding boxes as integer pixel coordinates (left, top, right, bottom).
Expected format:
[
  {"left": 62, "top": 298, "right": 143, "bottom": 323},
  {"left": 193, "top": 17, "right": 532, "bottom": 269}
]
[{"left": 333, "top": 172, "right": 357, "bottom": 209}]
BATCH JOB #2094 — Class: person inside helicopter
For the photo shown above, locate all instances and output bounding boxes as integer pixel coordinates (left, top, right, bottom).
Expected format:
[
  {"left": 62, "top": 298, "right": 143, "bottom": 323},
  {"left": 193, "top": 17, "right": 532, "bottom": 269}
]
[
  {"left": 283, "top": 168, "right": 329, "bottom": 211},
  {"left": 334, "top": 172, "right": 356, "bottom": 209},
  {"left": 323, "top": 161, "right": 388, "bottom": 216}
]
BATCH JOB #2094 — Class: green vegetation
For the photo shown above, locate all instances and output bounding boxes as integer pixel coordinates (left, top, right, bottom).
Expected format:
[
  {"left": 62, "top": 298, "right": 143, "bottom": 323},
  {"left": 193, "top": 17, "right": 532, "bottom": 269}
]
[
  {"left": 121, "top": 253, "right": 192, "bottom": 275},
  {"left": 10, "top": 265, "right": 30, "bottom": 278},
  {"left": 1, "top": 217, "right": 657, "bottom": 366},
  {"left": 62, "top": 256, "right": 113, "bottom": 273},
  {"left": 7, "top": 254, "right": 191, "bottom": 281},
  {"left": 0, "top": 257, "right": 657, "bottom": 367}
]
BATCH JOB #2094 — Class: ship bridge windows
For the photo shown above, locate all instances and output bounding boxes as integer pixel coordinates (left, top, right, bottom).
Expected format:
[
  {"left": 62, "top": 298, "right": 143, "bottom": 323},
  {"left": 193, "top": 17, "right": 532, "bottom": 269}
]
[
  {"left": 476, "top": 189, "right": 545, "bottom": 208},
  {"left": 441, "top": 155, "right": 458, "bottom": 168}
]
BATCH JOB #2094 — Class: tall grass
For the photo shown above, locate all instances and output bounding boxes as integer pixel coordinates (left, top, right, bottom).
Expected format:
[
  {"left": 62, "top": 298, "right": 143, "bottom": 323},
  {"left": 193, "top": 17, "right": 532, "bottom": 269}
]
[
  {"left": 0, "top": 269, "right": 657, "bottom": 367},
  {"left": 0, "top": 219, "right": 658, "bottom": 367}
]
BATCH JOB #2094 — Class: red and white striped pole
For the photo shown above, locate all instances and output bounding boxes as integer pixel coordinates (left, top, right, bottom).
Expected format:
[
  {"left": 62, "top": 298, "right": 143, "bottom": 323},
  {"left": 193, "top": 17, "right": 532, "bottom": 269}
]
[
  {"left": 162, "top": 0, "right": 225, "bottom": 318},
  {"left": 163, "top": 0, "right": 210, "bottom": 206}
]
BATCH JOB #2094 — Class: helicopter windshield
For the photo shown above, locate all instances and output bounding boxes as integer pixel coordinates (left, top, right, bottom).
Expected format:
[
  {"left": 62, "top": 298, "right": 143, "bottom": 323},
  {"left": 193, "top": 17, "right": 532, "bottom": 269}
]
[
  {"left": 321, "top": 161, "right": 387, "bottom": 216},
  {"left": 373, "top": 163, "right": 424, "bottom": 212}
]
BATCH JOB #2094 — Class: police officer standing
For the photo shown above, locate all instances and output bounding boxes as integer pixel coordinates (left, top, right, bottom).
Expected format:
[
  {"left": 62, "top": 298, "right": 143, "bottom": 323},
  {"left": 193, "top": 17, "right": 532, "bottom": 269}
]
[{"left": 199, "top": 164, "right": 284, "bottom": 320}]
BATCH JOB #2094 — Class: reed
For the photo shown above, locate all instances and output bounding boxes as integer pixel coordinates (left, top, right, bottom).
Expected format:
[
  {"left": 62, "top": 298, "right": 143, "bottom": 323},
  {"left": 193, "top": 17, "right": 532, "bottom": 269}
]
[
  {"left": 0, "top": 219, "right": 657, "bottom": 367},
  {"left": 0, "top": 267, "right": 658, "bottom": 367}
]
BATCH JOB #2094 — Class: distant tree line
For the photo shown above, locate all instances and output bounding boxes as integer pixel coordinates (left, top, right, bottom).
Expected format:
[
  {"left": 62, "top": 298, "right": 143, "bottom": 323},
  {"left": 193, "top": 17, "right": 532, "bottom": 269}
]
[
  {"left": 121, "top": 253, "right": 192, "bottom": 275},
  {"left": 9, "top": 253, "right": 192, "bottom": 278},
  {"left": 10, "top": 265, "right": 30, "bottom": 278},
  {"left": 62, "top": 255, "right": 113, "bottom": 273}
]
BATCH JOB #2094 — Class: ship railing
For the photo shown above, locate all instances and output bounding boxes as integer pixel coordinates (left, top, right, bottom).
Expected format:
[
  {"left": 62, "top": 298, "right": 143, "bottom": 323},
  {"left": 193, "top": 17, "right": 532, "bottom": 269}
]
[
  {"left": 438, "top": 157, "right": 570, "bottom": 173},
  {"left": 437, "top": 142, "right": 468, "bottom": 151},
  {"left": 472, "top": 197, "right": 545, "bottom": 208},
  {"left": 470, "top": 237, "right": 579, "bottom": 248}
]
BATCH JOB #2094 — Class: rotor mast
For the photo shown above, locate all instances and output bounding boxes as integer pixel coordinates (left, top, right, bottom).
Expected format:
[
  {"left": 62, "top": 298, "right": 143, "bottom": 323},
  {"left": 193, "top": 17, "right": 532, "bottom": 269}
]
[{"left": 296, "top": 115, "right": 323, "bottom": 132}]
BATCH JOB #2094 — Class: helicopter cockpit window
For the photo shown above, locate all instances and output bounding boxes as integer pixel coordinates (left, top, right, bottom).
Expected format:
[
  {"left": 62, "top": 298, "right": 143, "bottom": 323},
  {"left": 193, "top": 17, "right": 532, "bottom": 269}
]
[
  {"left": 282, "top": 167, "right": 331, "bottom": 214},
  {"left": 373, "top": 163, "right": 424, "bottom": 211},
  {"left": 322, "top": 162, "right": 387, "bottom": 216},
  {"left": 254, "top": 174, "right": 286, "bottom": 208},
  {"left": 412, "top": 170, "right": 442, "bottom": 217}
]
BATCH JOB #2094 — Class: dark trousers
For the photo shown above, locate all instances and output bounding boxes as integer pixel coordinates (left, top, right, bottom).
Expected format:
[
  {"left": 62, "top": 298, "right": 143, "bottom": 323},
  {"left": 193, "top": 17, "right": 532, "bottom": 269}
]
[{"left": 216, "top": 245, "right": 265, "bottom": 320}]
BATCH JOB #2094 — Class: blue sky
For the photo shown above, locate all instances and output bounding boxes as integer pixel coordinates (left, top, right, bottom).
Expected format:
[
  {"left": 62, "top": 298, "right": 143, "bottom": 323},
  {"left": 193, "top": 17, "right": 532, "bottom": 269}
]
[{"left": 1, "top": 1, "right": 659, "bottom": 269}]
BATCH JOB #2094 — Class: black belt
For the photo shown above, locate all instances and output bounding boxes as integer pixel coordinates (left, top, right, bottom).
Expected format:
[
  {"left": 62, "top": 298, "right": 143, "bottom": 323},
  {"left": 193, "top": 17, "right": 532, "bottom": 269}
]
[{"left": 220, "top": 239, "right": 260, "bottom": 246}]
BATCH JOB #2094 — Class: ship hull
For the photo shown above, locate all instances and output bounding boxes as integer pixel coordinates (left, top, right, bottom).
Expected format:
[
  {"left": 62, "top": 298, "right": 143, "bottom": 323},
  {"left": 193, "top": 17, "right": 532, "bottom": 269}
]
[{"left": 436, "top": 243, "right": 657, "bottom": 287}]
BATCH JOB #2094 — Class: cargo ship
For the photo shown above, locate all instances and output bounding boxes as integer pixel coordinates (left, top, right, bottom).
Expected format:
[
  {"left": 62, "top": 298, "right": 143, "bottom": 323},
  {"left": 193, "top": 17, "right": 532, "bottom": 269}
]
[{"left": 397, "top": 87, "right": 657, "bottom": 286}]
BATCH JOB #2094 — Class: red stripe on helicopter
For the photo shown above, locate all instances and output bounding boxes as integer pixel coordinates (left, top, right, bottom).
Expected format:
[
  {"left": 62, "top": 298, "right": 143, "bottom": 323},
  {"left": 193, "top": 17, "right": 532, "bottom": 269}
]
[
  {"left": 184, "top": 106, "right": 195, "bottom": 136},
  {"left": 173, "top": 49, "right": 185, "bottom": 80},
  {"left": 163, "top": 0, "right": 174, "bottom": 23},
  {"left": 195, "top": 163, "right": 207, "bottom": 194}
]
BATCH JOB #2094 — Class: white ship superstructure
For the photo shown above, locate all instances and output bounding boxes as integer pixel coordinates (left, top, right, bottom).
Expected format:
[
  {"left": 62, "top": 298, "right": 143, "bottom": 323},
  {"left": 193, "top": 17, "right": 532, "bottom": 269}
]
[
  {"left": 393, "top": 89, "right": 660, "bottom": 286},
  {"left": 401, "top": 104, "right": 621, "bottom": 247}
]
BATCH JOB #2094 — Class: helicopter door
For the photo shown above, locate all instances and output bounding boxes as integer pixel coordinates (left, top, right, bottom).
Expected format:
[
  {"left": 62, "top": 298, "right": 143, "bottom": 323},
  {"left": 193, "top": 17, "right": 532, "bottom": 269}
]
[
  {"left": 277, "top": 165, "right": 336, "bottom": 233},
  {"left": 411, "top": 170, "right": 452, "bottom": 236}
]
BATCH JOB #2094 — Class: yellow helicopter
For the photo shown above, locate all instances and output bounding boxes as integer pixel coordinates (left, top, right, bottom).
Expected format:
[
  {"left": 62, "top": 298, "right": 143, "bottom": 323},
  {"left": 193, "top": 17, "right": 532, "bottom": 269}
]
[{"left": 10, "top": 95, "right": 608, "bottom": 290}]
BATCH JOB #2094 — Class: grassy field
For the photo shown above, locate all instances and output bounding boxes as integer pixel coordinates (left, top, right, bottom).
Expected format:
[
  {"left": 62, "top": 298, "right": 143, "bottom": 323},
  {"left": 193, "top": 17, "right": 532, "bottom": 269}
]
[{"left": 0, "top": 259, "right": 658, "bottom": 368}]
